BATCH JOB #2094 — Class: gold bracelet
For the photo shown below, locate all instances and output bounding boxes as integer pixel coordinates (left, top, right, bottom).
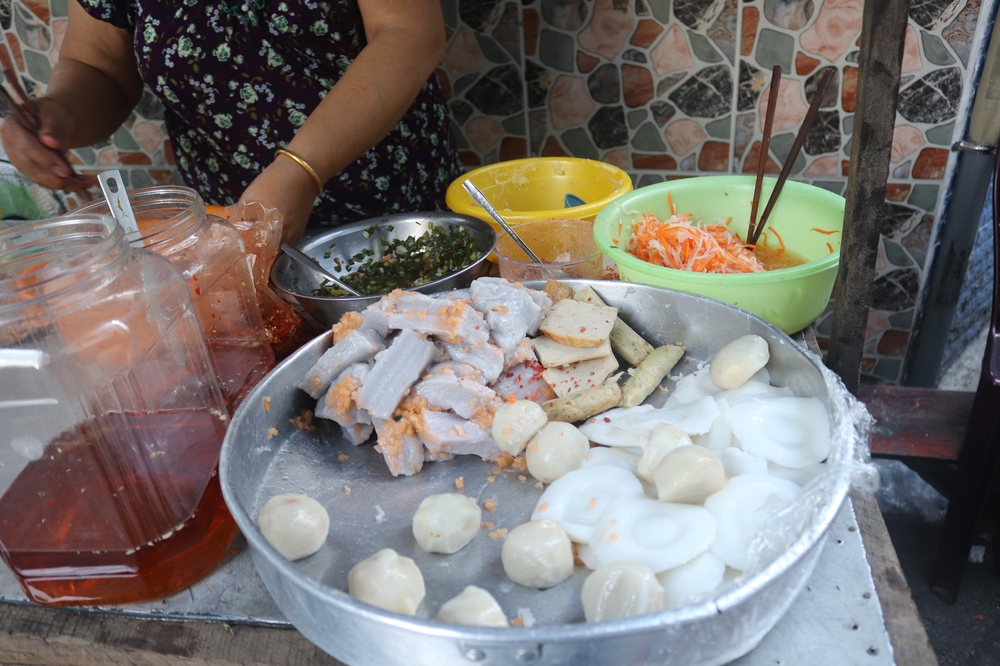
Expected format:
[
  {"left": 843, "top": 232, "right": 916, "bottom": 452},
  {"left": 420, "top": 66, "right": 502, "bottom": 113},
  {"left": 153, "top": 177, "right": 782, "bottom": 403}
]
[{"left": 274, "top": 148, "right": 323, "bottom": 194}]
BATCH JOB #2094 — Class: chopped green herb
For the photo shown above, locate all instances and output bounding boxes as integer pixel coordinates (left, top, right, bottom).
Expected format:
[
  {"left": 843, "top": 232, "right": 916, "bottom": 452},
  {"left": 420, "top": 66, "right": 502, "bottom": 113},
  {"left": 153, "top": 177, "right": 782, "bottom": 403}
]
[{"left": 312, "top": 224, "right": 481, "bottom": 297}]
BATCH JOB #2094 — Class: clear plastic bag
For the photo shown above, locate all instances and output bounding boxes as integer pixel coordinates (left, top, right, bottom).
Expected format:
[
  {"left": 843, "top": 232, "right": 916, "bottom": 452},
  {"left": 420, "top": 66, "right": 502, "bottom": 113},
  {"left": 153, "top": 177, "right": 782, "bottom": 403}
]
[{"left": 209, "top": 202, "right": 321, "bottom": 360}]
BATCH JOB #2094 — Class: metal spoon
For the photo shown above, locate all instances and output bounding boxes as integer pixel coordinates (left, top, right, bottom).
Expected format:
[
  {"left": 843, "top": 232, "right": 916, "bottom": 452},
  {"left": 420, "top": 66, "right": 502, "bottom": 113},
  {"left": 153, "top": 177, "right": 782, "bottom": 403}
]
[
  {"left": 462, "top": 179, "right": 542, "bottom": 264},
  {"left": 98, "top": 169, "right": 141, "bottom": 245},
  {"left": 280, "top": 243, "right": 363, "bottom": 297}
]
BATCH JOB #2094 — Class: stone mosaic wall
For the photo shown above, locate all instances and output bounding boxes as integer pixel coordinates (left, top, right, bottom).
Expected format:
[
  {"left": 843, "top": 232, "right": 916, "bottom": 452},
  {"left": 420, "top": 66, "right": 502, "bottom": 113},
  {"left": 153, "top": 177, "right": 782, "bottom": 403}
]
[
  {"left": 0, "top": 0, "right": 985, "bottom": 383},
  {"left": 439, "top": 0, "right": 983, "bottom": 384}
]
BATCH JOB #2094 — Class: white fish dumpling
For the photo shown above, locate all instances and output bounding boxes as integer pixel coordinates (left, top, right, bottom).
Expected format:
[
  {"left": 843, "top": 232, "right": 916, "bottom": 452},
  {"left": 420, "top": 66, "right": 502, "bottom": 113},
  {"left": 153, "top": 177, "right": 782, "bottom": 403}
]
[
  {"left": 348, "top": 548, "right": 426, "bottom": 615},
  {"left": 727, "top": 395, "right": 831, "bottom": 468},
  {"left": 718, "top": 446, "right": 768, "bottom": 478},
  {"left": 257, "top": 493, "right": 330, "bottom": 561},
  {"left": 492, "top": 399, "right": 548, "bottom": 456},
  {"left": 703, "top": 474, "right": 802, "bottom": 571},
  {"left": 580, "top": 445, "right": 641, "bottom": 474},
  {"left": 586, "top": 497, "right": 716, "bottom": 573},
  {"left": 636, "top": 423, "right": 693, "bottom": 483},
  {"left": 501, "top": 519, "right": 574, "bottom": 588},
  {"left": 412, "top": 493, "right": 482, "bottom": 554},
  {"left": 581, "top": 561, "right": 664, "bottom": 622},
  {"left": 525, "top": 422, "right": 590, "bottom": 483},
  {"left": 436, "top": 586, "right": 509, "bottom": 627},
  {"left": 709, "top": 335, "right": 770, "bottom": 390},
  {"left": 656, "top": 552, "right": 726, "bottom": 609},
  {"left": 532, "top": 464, "right": 645, "bottom": 542},
  {"left": 653, "top": 445, "right": 727, "bottom": 504},
  {"left": 767, "top": 460, "right": 827, "bottom": 487}
]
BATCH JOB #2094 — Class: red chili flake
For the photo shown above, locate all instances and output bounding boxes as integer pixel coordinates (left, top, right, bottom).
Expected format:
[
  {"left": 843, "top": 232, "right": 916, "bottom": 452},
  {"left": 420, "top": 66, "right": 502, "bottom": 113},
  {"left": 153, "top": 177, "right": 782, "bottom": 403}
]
[
  {"left": 195, "top": 287, "right": 201, "bottom": 295},
  {"left": 603, "top": 417, "right": 611, "bottom": 422},
  {"left": 580, "top": 326, "right": 586, "bottom": 332},
  {"left": 192, "top": 274, "right": 198, "bottom": 282},
  {"left": 506, "top": 372, "right": 515, "bottom": 378}
]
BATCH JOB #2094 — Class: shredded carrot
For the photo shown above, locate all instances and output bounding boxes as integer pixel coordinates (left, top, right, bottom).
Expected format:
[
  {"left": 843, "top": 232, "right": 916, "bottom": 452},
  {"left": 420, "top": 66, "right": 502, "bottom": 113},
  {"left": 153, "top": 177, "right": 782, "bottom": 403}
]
[
  {"left": 668, "top": 192, "right": 676, "bottom": 216},
  {"left": 810, "top": 228, "right": 840, "bottom": 235},
  {"left": 627, "top": 212, "right": 765, "bottom": 274},
  {"left": 769, "top": 227, "right": 786, "bottom": 253},
  {"left": 826, "top": 242, "right": 834, "bottom": 253}
]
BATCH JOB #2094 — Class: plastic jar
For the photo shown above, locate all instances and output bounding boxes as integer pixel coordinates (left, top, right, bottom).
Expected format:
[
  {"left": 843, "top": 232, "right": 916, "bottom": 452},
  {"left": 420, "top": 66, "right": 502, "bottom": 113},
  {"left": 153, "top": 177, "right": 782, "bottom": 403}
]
[
  {"left": 75, "top": 187, "right": 275, "bottom": 412},
  {"left": 0, "top": 215, "right": 238, "bottom": 605}
]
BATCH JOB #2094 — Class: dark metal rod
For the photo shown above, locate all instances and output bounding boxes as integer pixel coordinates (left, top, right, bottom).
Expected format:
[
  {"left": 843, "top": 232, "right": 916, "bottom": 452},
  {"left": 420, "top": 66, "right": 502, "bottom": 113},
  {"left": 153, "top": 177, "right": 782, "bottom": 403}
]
[
  {"left": 903, "top": 151, "right": 995, "bottom": 386},
  {"left": 826, "top": 0, "right": 911, "bottom": 394}
]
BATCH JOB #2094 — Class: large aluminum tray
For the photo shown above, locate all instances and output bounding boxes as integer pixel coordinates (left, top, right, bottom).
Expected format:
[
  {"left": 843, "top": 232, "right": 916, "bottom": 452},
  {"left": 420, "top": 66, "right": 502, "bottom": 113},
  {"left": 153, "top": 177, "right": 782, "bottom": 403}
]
[{"left": 220, "top": 280, "right": 858, "bottom": 666}]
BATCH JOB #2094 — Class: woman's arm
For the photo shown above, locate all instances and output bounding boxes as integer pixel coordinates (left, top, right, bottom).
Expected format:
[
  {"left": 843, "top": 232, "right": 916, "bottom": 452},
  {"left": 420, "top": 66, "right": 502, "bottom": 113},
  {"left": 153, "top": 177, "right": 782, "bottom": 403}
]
[
  {"left": 239, "top": 0, "right": 448, "bottom": 244},
  {"left": 0, "top": 1, "right": 143, "bottom": 190}
]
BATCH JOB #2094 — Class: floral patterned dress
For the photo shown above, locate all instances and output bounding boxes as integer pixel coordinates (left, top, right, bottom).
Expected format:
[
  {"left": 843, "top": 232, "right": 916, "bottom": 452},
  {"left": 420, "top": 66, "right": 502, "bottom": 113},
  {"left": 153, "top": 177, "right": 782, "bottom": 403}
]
[{"left": 81, "top": 0, "right": 462, "bottom": 226}]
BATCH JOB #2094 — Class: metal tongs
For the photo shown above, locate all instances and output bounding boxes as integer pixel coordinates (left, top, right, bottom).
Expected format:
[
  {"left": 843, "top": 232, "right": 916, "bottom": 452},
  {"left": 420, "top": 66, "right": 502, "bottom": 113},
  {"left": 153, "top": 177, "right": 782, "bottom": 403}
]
[{"left": 0, "top": 58, "right": 93, "bottom": 198}]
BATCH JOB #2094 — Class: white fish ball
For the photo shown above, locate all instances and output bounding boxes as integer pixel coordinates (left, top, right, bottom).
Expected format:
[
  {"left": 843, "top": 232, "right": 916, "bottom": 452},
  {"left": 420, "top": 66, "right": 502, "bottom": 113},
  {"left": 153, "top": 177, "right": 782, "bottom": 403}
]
[
  {"left": 709, "top": 335, "right": 770, "bottom": 390},
  {"left": 656, "top": 552, "right": 726, "bottom": 610},
  {"left": 492, "top": 399, "right": 548, "bottom": 455},
  {"left": 637, "top": 423, "right": 693, "bottom": 483},
  {"left": 257, "top": 493, "right": 330, "bottom": 561},
  {"left": 581, "top": 561, "right": 664, "bottom": 622},
  {"left": 525, "top": 422, "right": 590, "bottom": 483},
  {"left": 412, "top": 493, "right": 482, "bottom": 554},
  {"left": 653, "top": 445, "right": 728, "bottom": 504},
  {"left": 348, "top": 548, "right": 426, "bottom": 615},
  {"left": 501, "top": 519, "right": 574, "bottom": 588},
  {"left": 436, "top": 585, "right": 509, "bottom": 627}
]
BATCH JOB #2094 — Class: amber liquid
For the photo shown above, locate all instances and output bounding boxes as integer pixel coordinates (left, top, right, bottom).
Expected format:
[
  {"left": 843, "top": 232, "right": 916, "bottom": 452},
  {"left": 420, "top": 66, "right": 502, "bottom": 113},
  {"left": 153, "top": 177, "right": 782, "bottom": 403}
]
[
  {"left": 753, "top": 244, "right": 808, "bottom": 271},
  {"left": 0, "top": 411, "right": 239, "bottom": 606},
  {"left": 208, "top": 339, "right": 274, "bottom": 413}
]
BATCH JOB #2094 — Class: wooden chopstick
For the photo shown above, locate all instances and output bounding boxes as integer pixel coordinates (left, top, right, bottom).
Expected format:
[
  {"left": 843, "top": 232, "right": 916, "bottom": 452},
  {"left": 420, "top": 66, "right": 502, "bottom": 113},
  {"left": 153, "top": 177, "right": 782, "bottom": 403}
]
[
  {"left": 748, "top": 65, "right": 781, "bottom": 244},
  {"left": 749, "top": 67, "right": 835, "bottom": 246}
]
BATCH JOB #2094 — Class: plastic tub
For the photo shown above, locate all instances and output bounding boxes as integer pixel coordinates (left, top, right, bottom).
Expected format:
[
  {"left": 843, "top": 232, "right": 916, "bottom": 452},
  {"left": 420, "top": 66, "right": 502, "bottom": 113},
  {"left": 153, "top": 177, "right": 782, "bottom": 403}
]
[
  {"left": 593, "top": 176, "right": 845, "bottom": 334},
  {"left": 495, "top": 218, "right": 603, "bottom": 281},
  {"left": 446, "top": 158, "right": 633, "bottom": 233}
]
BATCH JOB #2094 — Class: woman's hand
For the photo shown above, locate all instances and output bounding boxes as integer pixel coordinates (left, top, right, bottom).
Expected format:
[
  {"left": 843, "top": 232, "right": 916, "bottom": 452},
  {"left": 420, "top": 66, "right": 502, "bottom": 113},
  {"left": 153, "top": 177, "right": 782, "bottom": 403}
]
[
  {"left": 238, "top": 156, "right": 318, "bottom": 246},
  {"left": 0, "top": 98, "right": 97, "bottom": 192}
]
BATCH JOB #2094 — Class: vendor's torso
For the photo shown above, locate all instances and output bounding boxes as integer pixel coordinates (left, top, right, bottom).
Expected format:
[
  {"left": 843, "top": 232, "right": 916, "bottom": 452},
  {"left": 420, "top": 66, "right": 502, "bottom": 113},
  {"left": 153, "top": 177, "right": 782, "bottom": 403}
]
[{"left": 84, "top": 0, "right": 459, "bottom": 225}]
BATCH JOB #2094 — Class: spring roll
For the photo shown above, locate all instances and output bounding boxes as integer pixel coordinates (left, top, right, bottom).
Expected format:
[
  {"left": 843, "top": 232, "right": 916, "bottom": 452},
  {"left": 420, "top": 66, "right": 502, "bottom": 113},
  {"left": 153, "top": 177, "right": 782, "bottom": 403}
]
[
  {"left": 542, "top": 383, "right": 622, "bottom": 423},
  {"left": 619, "top": 343, "right": 685, "bottom": 407}
]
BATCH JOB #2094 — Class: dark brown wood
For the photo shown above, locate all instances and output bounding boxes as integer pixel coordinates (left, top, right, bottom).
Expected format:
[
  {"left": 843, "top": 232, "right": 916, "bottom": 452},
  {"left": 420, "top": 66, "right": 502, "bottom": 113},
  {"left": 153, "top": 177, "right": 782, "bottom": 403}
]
[
  {"left": 826, "top": 0, "right": 911, "bottom": 394},
  {"left": 858, "top": 385, "right": 973, "bottom": 460},
  {"left": 751, "top": 68, "right": 834, "bottom": 246},
  {"left": 749, "top": 65, "right": 781, "bottom": 243},
  {"left": 0, "top": 603, "right": 344, "bottom": 666},
  {"left": 852, "top": 490, "right": 940, "bottom": 666}
]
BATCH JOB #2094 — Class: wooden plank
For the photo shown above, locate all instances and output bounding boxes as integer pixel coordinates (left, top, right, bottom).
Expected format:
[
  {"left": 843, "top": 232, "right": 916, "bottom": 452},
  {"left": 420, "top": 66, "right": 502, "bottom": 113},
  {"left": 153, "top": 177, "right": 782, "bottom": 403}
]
[
  {"left": 859, "top": 385, "right": 973, "bottom": 460},
  {"left": 852, "top": 491, "right": 940, "bottom": 666},
  {"left": 826, "top": 0, "right": 911, "bottom": 394},
  {"left": 0, "top": 603, "right": 344, "bottom": 666}
]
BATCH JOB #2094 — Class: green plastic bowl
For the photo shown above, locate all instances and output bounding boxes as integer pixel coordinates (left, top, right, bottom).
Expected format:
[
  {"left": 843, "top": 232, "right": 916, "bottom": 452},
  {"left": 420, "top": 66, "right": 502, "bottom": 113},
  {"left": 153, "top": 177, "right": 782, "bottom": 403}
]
[{"left": 593, "top": 176, "right": 845, "bottom": 333}]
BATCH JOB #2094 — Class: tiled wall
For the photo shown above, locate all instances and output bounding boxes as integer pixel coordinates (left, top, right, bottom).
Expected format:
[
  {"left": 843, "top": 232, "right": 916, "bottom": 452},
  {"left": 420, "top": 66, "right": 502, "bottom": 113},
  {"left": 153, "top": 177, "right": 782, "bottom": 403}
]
[
  {"left": 439, "top": 0, "right": 982, "bottom": 384},
  {"left": 0, "top": 0, "right": 985, "bottom": 384}
]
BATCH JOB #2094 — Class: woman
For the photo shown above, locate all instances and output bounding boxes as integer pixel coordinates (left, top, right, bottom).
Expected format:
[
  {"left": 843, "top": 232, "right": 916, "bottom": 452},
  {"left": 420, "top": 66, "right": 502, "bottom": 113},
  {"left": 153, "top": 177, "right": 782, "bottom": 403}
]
[{"left": 1, "top": 0, "right": 461, "bottom": 243}]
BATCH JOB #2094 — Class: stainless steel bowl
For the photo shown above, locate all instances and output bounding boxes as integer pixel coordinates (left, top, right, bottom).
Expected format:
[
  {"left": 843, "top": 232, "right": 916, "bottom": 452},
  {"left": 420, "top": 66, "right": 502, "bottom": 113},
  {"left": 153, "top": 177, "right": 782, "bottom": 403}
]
[
  {"left": 221, "top": 281, "right": 860, "bottom": 666},
  {"left": 271, "top": 212, "right": 496, "bottom": 326}
]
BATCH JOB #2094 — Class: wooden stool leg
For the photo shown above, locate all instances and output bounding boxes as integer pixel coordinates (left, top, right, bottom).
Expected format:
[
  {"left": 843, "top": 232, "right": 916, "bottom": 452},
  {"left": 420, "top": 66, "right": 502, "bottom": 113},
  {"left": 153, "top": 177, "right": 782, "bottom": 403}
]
[{"left": 931, "top": 372, "right": 1000, "bottom": 603}]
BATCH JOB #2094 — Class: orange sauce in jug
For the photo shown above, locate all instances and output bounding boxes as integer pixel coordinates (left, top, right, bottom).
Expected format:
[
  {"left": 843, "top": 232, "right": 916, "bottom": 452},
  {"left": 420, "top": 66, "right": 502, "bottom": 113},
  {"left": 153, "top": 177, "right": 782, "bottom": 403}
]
[{"left": 0, "top": 410, "right": 238, "bottom": 606}]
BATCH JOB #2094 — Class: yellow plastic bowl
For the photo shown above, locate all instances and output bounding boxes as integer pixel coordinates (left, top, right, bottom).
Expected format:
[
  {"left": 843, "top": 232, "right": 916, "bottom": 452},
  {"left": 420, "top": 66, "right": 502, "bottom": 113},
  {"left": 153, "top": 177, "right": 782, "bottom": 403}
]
[
  {"left": 593, "top": 176, "right": 845, "bottom": 334},
  {"left": 446, "top": 157, "right": 633, "bottom": 232}
]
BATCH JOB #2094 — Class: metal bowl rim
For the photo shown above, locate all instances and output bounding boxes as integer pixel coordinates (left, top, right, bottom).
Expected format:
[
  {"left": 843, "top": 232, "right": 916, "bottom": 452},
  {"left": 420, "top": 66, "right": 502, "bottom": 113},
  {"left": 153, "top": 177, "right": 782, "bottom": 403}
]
[{"left": 269, "top": 212, "right": 498, "bottom": 304}]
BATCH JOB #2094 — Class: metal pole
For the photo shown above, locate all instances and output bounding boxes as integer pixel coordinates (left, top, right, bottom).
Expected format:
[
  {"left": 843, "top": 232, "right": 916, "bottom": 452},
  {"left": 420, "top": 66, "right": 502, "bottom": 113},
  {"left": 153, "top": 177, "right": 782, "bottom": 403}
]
[{"left": 826, "top": 0, "right": 911, "bottom": 394}]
